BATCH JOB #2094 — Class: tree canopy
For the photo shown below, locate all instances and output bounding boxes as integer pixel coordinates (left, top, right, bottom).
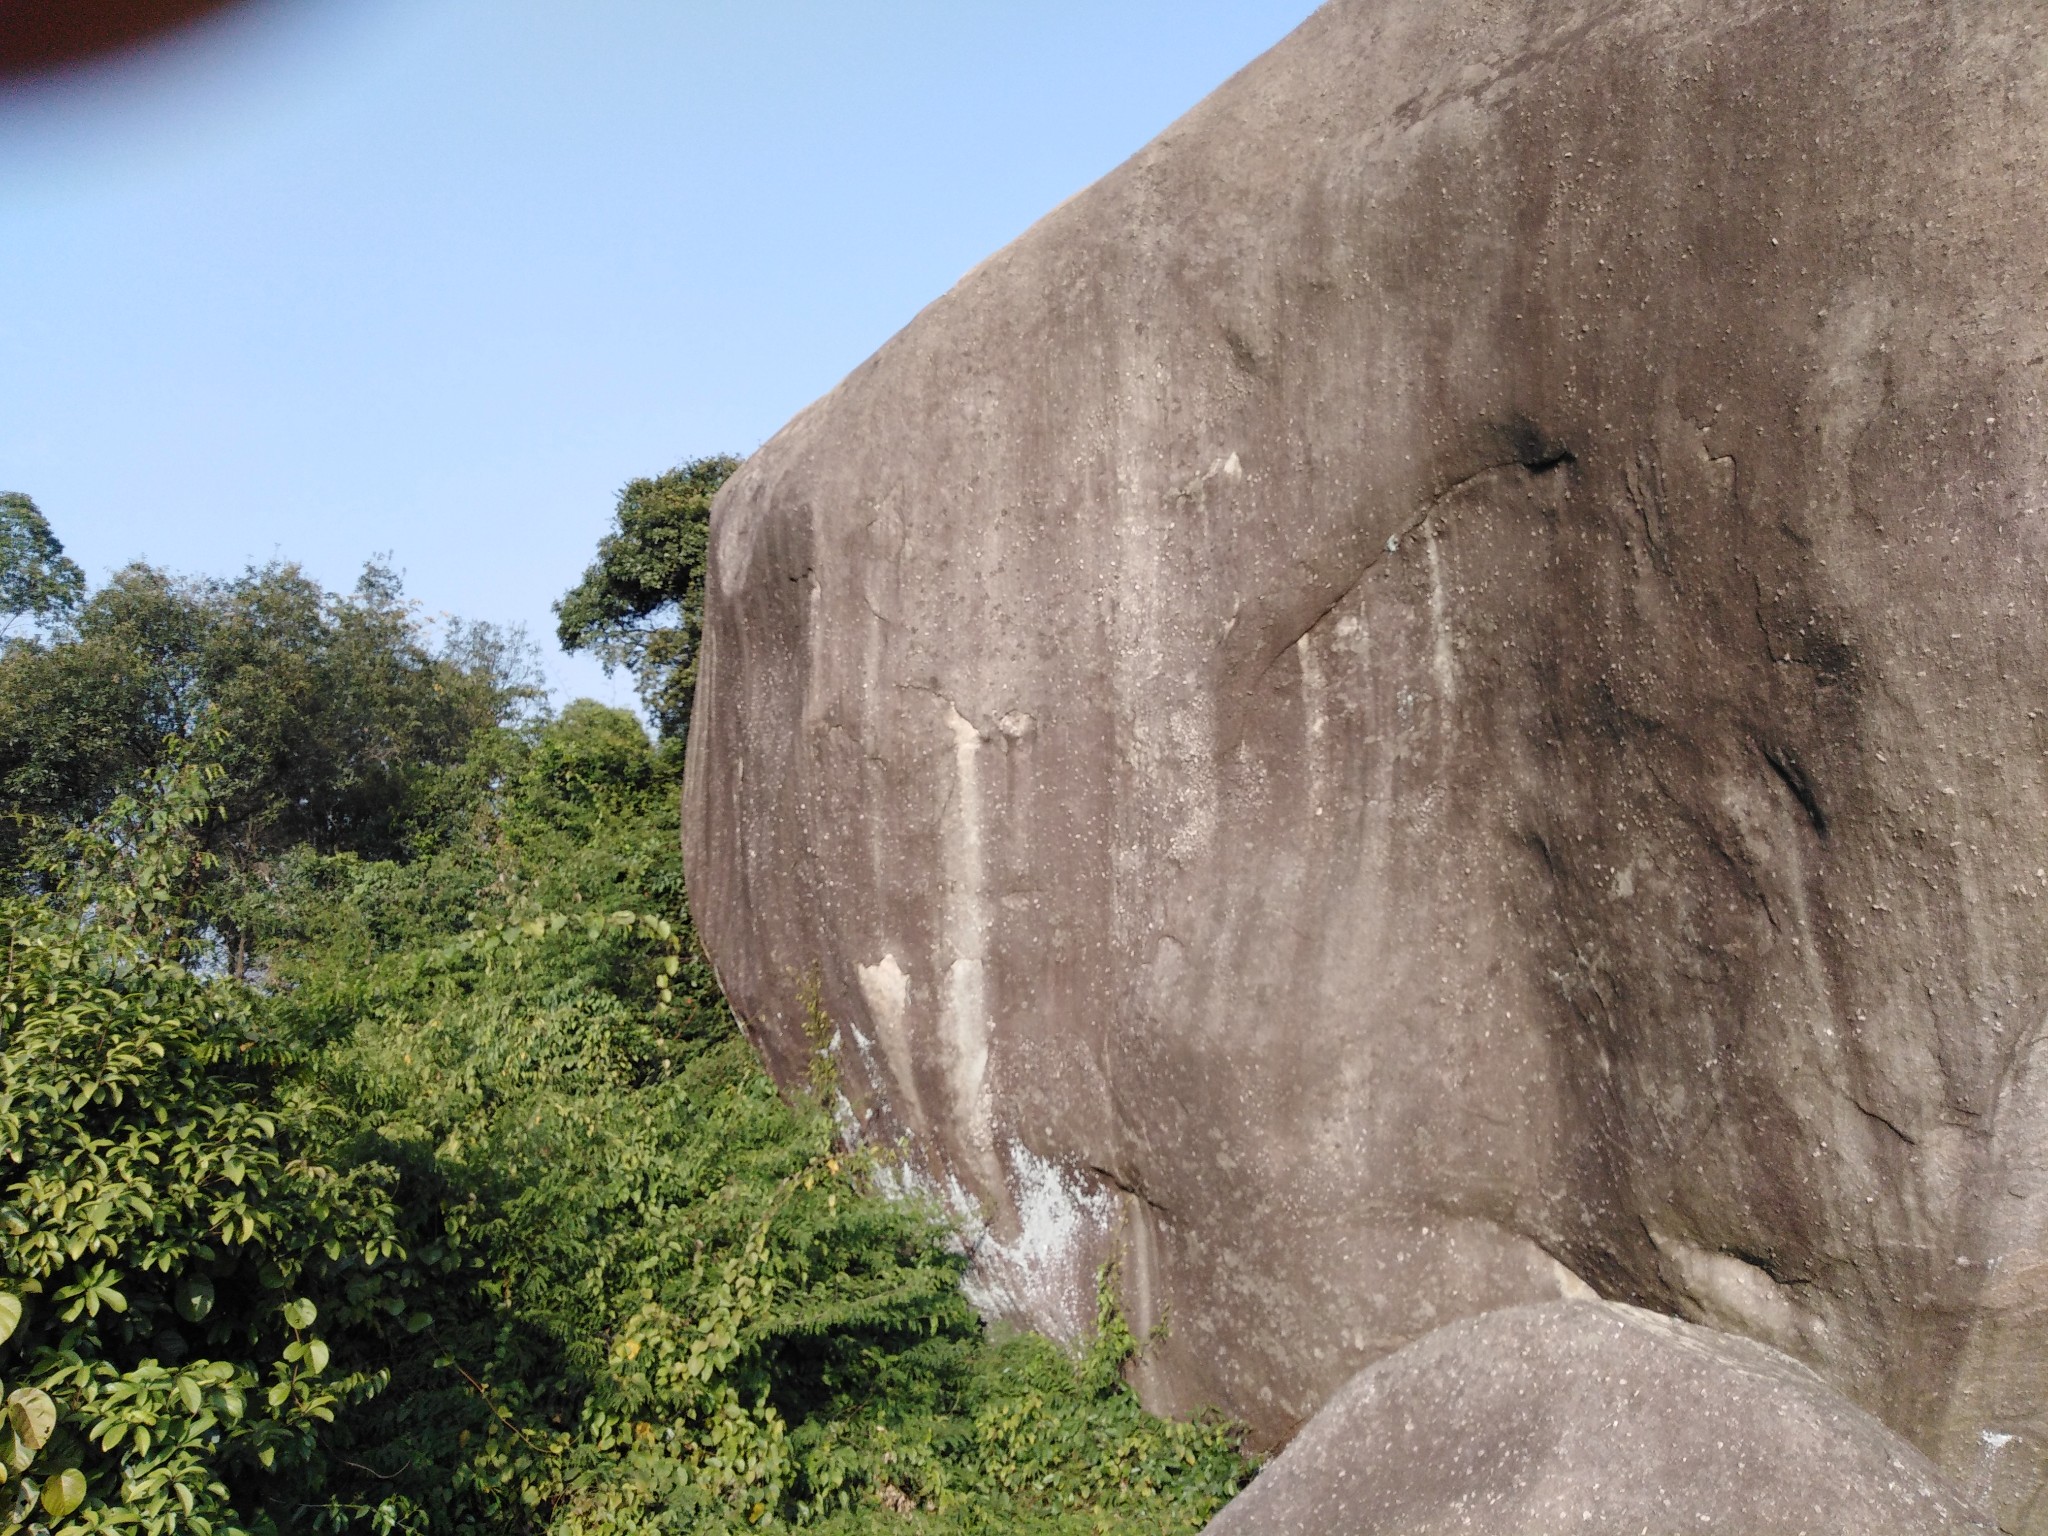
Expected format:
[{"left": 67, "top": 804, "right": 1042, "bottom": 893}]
[
  {"left": 0, "top": 558, "right": 536, "bottom": 887},
  {"left": 555, "top": 457, "right": 738, "bottom": 742},
  {"left": 0, "top": 492, "right": 85, "bottom": 639}
]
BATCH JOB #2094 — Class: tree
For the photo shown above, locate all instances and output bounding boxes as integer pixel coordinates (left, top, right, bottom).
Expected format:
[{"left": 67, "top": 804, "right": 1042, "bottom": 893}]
[
  {"left": 0, "top": 493, "right": 85, "bottom": 640},
  {"left": 555, "top": 456, "right": 739, "bottom": 742},
  {"left": 0, "top": 559, "right": 539, "bottom": 898}
]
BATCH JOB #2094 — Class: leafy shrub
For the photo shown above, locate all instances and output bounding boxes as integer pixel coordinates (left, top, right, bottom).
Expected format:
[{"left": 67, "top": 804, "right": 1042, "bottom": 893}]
[
  {"left": 555, "top": 460, "right": 737, "bottom": 742},
  {"left": 0, "top": 763, "right": 408, "bottom": 1535},
  {"left": 266, "top": 707, "right": 1250, "bottom": 1534}
]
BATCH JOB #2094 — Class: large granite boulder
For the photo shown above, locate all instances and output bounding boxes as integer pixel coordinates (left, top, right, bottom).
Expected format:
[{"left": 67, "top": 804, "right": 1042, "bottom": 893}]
[
  {"left": 1201, "top": 1300, "right": 1996, "bottom": 1536},
  {"left": 683, "top": 0, "right": 2048, "bottom": 1525}
]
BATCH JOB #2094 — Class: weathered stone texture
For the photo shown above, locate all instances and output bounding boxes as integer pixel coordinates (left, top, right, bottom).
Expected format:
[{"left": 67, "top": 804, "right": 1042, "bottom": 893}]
[
  {"left": 1201, "top": 1301, "right": 1996, "bottom": 1536},
  {"left": 684, "top": 1, "right": 2048, "bottom": 1526}
]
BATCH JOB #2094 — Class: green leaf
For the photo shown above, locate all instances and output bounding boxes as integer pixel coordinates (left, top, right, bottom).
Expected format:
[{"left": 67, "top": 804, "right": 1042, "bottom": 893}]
[
  {"left": 0, "top": 1293, "right": 18, "bottom": 1345},
  {"left": 305, "top": 1339, "right": 330, "bottom": 1375},
  {"left": 174, "top": 1274, "right": 214, "bottom": 1324},
  {"left": 41, "top": 1467, "right": 85, "bottom": 1518},
  {"left": 5, "top": 1389, "right": 56, "bottom": 1451},
  {"left": 281, "top": 1298, "right": 317, "bottom": 1330}
]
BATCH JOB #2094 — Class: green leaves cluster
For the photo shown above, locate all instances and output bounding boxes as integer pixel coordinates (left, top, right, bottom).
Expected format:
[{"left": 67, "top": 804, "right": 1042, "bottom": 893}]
[
  {"left": 0, "top": 558, "right": 536, "bottom": 899},
  {"left": 555, "top": 458, "right": 737, "bottom": 741},
  {"left": 0, "top": 495, "right": 85, "bottom": 642},
  {"left": 0, "top": 1343, "right": 82, "bottom": 1529},
  {"left": 0, "top": 830, "right": 409, "bottom": 1533},
  {"left": 258, "top": 704, "right": 1248, "bottom": 1534},
  {"left": 262, "top": 706, "right": 975, "bottom": 1531}
]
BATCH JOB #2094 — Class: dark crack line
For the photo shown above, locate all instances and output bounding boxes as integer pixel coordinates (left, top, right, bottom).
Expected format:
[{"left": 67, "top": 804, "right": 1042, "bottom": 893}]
[
  {"left": 1086, "top": 1162, "right": 1174, "bottom": 1221},
  {"left": 1853, "top": 1098, "right": 1918, "bottom": 1147},
  {"left": 1760, "top": 742, "right": 1830, "bottom": 843},
  {"left": 1249, "top": 455, "right": 1562, "bottom": 694}
]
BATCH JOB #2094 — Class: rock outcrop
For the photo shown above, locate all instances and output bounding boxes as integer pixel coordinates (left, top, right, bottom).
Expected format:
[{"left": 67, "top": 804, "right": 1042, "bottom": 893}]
[
  {"left": 1201, "top": 1300, "right": 1996, "bottom": 1536},
  {"left": 684, "top": 1, "right": 2048, "bottom": 1526}
]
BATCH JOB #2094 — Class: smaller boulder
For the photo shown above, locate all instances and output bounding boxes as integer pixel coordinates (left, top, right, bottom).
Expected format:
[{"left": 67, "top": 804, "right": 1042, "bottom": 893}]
[{"left": 1202, "top": 1301, "right": 1992, "bottom": 1536}]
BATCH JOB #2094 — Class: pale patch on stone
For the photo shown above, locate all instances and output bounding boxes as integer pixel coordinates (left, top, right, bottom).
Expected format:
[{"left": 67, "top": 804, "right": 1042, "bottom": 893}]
[
  {"left": 1424, "top": 526, "right": 1456, "bottom": 709},
  {"left": 856, "top": 953, "right": 908, "bottom": 1030},
  {"left": 856, "top": 953, "right": 928, "bottom": 1130},
  {"left": 1162, "top": 697, "right": 1219, "bottom": 866},
  {"left": 1650, "top": 1226, "right": 1819, "bottom": 1359},
  {"left": 831, "top": 1089, "right": 861, "bottom": 1144},
  {"left": 1550, "top": 1257, "right": 1600, "bottom": 1300},
  {"left": 868, "top": 1136, "right": 1116, "bottom": 1347},
  {"left": 1173, "top": 451, "right": 1246, "bottom": 501},
  {"left": 961, "top": 1139, "right": 1121, "bottom": 1344},
  {"left": 940, "top": 706, "right": 997, "bottom": 1175},
  {"left": 1298, "top": 629, "right": 1330, "bottom": 820}
]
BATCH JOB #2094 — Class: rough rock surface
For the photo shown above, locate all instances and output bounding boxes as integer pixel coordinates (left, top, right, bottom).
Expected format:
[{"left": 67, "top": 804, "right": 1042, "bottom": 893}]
[
  {"left": 684, "top": 0, "right": 2048, "bottom": 1526},
  {"left": 1200, "top": 1300, "right": 1996, "bottom": 1536}
]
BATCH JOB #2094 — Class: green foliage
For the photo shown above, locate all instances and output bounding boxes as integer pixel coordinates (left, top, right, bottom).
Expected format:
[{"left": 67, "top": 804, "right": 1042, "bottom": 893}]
[
  {"left": 258, "top": 705, "right": 1248, "bottom": 1534},
  {"left": 554, "top": 458, "right": 738, "bottom": 741},
  {"left": 0, "top": 495, "right": 85, "bottom": 641},
  {"left": 0, "top": 753, "right": 408, "bottom": 1535},
  {"left": 0, "top": 558, "right": 537, "bottom": 896}
]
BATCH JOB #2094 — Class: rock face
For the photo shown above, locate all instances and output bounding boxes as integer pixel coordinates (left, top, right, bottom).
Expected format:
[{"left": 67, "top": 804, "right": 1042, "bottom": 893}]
[
  {"left": 683, "top": 0, "right": 2048, "bottom": 1526},
  {"left": 1201, "top": 1300, "right": 1996, "bottom": 1536}
]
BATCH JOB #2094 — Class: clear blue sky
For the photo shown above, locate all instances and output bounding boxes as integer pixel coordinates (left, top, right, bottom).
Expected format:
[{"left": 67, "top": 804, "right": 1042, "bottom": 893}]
[{"left": 0, "top": 0, "right": 1321, "bottom": 709}]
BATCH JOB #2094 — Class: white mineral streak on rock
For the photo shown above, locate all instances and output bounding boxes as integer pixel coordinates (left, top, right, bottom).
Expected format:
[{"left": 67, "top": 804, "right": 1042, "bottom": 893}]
[
  {"left": 830, "top": 1090, "right": 861, "bottom": 1144},
  {"left": 1299, "top": 629, "right": 1330, "bottom": 821},
  {"left": 1649, "top": 1225, "right": 1819, "bottom": 1359},
  {"left": 940, "top": 706, "right": 997, "bottom": 1178},
  {"left": 855, "top": 953, "right": 926, "bottom": 1129},
  {"left": 855, "top": 952, "right": 908, "bottom": 1033},
  {"left": 1973, "top": 1431, "right": 2023, "bottom": 1514},
  {"left": 959, "top": 1142, "right": 1121, "bottom": 1344},
  {"left": 868, "top": 1139, "right": 1117, "bottom": 1346},
  {"left": 1424, "top": 527, "right": 1456, "bottom": 708},
  {"left": 1549, "top": 1258, "right": 1599, "bottom": 1300}
]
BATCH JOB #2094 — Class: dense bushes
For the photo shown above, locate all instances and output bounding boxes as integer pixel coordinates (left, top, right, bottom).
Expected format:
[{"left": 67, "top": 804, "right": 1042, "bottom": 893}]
[
  {"left": 0, "top": 762, "right": 410, "bottom": 1533},
  {"left": 262, "top": 702, "right": 1249, "bottom": 1533}
]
